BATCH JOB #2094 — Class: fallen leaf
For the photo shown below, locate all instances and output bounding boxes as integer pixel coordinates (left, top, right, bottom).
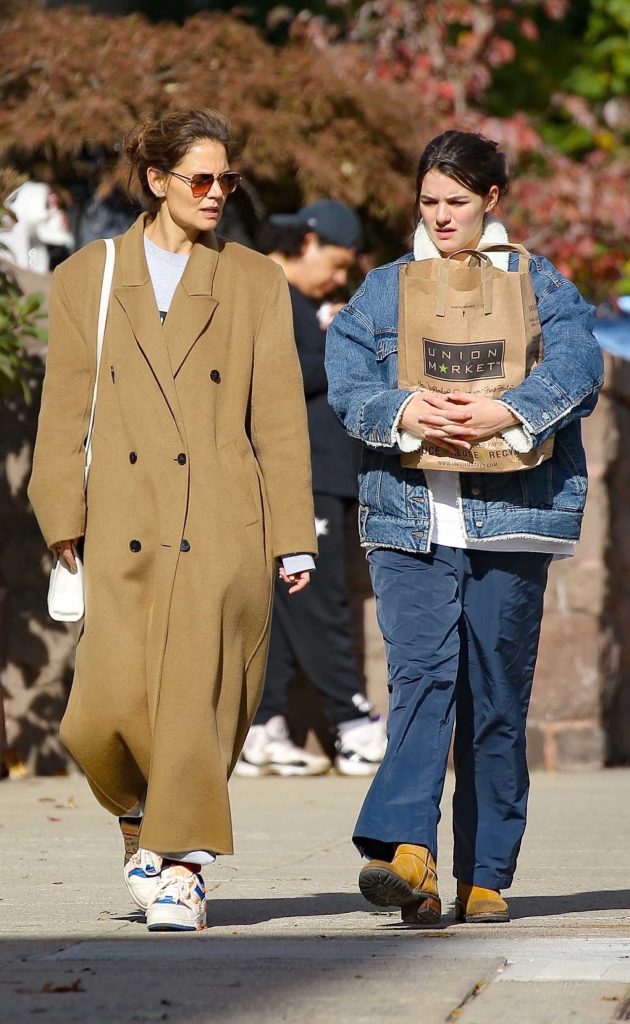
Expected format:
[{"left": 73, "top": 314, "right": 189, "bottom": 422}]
[
  {"left": 55, "top": 797, "right": 77, "bottom": 809},
  {"left": 41, "top": 980, "right": 84, "bottom": 993}
]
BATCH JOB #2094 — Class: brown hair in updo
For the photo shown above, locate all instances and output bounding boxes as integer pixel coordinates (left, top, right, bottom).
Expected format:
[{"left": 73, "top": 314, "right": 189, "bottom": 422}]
[
  {"left": 124, "top": 108, "right": 233, "bottom": 215},
  {"left": 413, "top": 130, "right": 509, "bottom": 225}
]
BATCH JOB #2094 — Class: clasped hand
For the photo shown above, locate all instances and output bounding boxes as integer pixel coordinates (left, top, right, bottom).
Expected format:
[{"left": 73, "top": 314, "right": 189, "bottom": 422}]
[{"left": 400, "top": 391, "right": 519, "bottom": 455}]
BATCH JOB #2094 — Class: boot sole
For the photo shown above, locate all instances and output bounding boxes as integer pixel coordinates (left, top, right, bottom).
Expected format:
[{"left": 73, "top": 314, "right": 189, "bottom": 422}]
[
  {"left": 359, "top": 866, "right": 441, "bottom": 925},
  {"left": 454, "top": 898, "right": 510, "bottom": 923}
]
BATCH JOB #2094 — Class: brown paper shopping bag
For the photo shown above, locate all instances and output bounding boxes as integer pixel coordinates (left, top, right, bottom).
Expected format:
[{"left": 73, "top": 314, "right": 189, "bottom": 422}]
[{"left": 397, "top": 244, "right": 554, "bottom": 472}]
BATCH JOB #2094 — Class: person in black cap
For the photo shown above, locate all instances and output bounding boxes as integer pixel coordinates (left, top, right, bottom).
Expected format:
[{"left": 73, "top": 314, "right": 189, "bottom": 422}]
[{"left": 235, "top": 200, "right": 387, "bottom": 778}]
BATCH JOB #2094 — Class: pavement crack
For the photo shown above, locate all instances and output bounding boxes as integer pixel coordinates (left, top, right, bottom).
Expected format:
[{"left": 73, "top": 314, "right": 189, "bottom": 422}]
[
  {"left": 615, "top": 990, "right": 630, "bottom": 1021},
  {"left": 275, "top": 838, "right": 349, "bottom": 868},
  {"left": 444, "top": 960, "right": 507, "bottom": 1022}
]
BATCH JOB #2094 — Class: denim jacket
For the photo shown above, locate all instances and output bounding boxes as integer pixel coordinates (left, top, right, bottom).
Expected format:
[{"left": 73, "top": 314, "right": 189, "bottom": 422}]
[{"left": 325, "top": 252, "right": 604, "bottom": 554}]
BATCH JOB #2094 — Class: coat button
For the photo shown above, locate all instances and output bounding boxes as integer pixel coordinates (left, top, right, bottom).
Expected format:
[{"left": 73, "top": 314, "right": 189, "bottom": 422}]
[
  {"left": 177, "top": 453, "right": 187, "bottom": 465},
  {"left": 475, "top": 520, "right": 484, "bottom": 528},
  {"left": 129, "top": 451, "right": 138, "bottom": 464},
  {"left": 129, "top": 539, "right": 142, "bottom": 553},
  {"left": 471, "top": 486, "right": 481, "bottom": 496},
  {"left": 180, "top": 539, "right": 191, "bottom": 552},
  {"left": 210, "top": 369, "right": 221, "bottom": 383}
]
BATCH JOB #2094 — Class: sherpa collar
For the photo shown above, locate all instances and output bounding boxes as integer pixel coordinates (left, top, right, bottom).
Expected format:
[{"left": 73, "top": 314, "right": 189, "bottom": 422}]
[{"left": 413, "top": 214, "right": 510, "bottom": 271}]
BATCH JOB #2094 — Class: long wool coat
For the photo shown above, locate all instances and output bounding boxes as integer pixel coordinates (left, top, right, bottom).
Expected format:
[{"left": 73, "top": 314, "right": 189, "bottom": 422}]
[{"left": 29, "top": 214, "right": 317, "bottom": 855}]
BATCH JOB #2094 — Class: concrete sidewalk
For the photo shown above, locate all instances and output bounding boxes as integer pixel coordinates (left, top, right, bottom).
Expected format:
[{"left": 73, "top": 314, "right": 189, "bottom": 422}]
[{"left": 1, "top": 769, "right": 629, "bottom": 1023}]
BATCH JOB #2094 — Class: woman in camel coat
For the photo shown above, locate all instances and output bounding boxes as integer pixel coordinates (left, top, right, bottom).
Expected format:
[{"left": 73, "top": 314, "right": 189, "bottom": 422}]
[{"left": 29, "top": 109, "right": 317, "bottom": 930}]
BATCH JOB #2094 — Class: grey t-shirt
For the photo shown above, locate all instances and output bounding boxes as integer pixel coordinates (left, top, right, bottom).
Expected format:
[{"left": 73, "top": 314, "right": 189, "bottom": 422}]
[{"left": 144, "top": 235, "right": 188, "bottom": 323}]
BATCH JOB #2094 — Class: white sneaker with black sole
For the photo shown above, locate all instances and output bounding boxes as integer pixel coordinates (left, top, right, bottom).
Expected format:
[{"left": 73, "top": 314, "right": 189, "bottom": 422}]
[
  {"left": 234, "top": 715, "right": 330, "bottom": 777},
  {"left": 335, "top": 716, "right": 388, "bottom": 776},
  {"left": 145, "top": 865, "right": 207, "bottom": 932}
]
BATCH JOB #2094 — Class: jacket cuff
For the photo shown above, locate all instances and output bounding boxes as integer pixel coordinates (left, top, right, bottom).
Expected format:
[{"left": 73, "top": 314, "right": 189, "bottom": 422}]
[
  {"left": 359, "top": 389, "right": 415, "bottom": 448},
  {"left": 397, "top": 429, "right": 424, "bottom": 453},
  {"left": 494, "top": 401, "right": 535, "bottom": 453},
  {"left": 280, "top": 554, "right": 316, "bottom": 573},
  {"left": 501, "top": 424, "right": 534, "bottom": 453}
]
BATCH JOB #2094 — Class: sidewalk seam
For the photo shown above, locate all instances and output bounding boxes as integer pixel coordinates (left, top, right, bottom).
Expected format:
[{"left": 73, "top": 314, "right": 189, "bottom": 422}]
[{"left": 445, "top": 960, "right": 507, "bottom": 1022}]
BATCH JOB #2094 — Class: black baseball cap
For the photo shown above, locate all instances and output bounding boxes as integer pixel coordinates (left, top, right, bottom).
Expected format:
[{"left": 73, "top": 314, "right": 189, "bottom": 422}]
[{"left": 269, "top": 199, "right": 362, "bottom": 251}]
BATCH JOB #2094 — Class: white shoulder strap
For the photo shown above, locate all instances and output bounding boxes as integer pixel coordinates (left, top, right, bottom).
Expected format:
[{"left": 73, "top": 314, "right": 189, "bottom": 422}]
[{"left": 84, "top": 237, "right": 115, "bottom": 486}]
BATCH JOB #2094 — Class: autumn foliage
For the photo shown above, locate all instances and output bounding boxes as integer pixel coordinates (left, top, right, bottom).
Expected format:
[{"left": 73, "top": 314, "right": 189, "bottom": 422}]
[{"left": 0, "top": 3, "right": 628, "bottom": 298}]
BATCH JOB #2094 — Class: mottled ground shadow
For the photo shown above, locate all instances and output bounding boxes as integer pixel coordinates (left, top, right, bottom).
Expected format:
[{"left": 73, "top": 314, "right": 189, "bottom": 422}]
[{"left": 509, "top": 889, "right": 630, "bottom": 918}]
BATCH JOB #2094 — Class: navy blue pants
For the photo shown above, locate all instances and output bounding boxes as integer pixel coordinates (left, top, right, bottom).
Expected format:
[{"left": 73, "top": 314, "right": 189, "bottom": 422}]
[{"left": 354, "top": 545, "right": 551, "bottom": 890}]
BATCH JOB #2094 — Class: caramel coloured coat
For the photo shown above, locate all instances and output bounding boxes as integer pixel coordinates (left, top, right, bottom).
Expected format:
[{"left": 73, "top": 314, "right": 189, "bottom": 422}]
[{"left": 29, "top": 215, "right": 317, "bottom": 855}]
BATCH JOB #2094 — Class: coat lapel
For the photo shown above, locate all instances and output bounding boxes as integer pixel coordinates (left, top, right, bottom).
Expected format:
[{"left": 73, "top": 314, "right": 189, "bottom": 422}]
[
  {"left": 113, "top": 216, "right": 186, "bottom": 439},
  {"left": 163, "top": 233, "right": 220, "bottom": 377}
]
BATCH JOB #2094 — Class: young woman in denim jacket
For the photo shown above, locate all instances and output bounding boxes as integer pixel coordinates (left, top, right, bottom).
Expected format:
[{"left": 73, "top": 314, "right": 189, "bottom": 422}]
[{"left": 325, "top": 131, "right": 603, "bottom": 925}]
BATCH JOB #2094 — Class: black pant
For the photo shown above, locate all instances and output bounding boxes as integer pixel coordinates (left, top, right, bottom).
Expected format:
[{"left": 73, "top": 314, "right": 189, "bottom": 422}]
[{"left": 255, "top": 494, "right": 365, "bottom": 728}]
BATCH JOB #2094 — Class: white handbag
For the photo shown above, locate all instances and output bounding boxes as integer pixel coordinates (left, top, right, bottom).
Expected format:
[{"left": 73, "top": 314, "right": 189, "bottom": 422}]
[{"left": 47, "top": 237, "right": 116, "bottom": 623}]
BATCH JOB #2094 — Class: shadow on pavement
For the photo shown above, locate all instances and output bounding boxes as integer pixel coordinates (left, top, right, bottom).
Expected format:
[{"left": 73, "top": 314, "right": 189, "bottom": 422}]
[
  {"left": 509, "top": 890, "right": 630, "bottom": 918},
  {"left": 109, "top": 892, "right": 369, "bottom": 927},
  {"left": 0, "top": 934, "right": 499, "bottom": 1024},
  {"left": 202, "top": 891, "right": 367, "bottom": 925}
]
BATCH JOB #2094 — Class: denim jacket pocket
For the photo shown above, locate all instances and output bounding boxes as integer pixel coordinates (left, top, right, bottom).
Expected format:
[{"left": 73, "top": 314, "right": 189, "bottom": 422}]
[
  {"left": 551, "top": 435, "right": 588, "bottom": 510},
  {"left": 518, "top": 460, "right": 554, "bottom": 509},
  {"left": 374, "top": 330, "right": 398, "bottom": 362}
]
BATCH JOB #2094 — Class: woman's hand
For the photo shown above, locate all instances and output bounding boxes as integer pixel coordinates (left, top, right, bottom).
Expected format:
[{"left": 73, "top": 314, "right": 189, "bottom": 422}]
[
  {"left": 51, "top": 539, "right": 80, "bottom": 573},
  {"left": 443, "top": 393, "right": 520, "bottom": 442},
  {"left": 278, "top": 568, "right": 311, "bottom": 595},
  {"left": 400, "top": 391, "right": 477, "bottom": 454}
]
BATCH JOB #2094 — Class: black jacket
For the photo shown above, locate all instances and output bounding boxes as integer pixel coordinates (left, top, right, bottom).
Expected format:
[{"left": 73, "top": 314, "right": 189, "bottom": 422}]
[{"left": 289, "top": 284, "right": 360, "bottom": 499}]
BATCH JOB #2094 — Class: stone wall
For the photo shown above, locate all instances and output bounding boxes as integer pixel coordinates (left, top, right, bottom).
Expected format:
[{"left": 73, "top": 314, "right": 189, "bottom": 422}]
[
  {"left": 2, "top": 310, "right": 629, "bottom": 770},
  {"left": 1, "top": 264, "right": 77, "bottom": 774}
]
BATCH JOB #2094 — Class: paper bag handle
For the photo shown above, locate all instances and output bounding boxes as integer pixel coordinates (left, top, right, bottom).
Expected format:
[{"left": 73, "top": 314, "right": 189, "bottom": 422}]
[
  {"left": 436, "top": 251, "right": 493, "bottom": 317},
  {"left": 443, "top": 248, "right": 495, "bottom": 265},
  {"left": 478, "top": 242, "right": 531, "bottom": 272}
]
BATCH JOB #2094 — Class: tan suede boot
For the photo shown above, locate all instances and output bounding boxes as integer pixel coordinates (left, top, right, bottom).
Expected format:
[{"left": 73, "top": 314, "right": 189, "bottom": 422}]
[
  {"left": 455, "top": 882, "right": 510, "bottom": 923},
  {"left": 359, "top": 844, "right": 441, "bottom": 924}
]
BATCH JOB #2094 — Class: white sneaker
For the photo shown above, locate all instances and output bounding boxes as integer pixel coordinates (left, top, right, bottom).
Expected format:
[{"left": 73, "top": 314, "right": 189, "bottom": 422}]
[
  {"left": 234, "top": 715, "right": 331, "bottom": 777},
  {"left": 145, "top": 865, "right": 207, "bottom": 932},
  {"left": 335, "top": 716, "right": 388, "bottom": 777},
  {"left": 124, "top": 848, "right": 163, "bottom": 910}
]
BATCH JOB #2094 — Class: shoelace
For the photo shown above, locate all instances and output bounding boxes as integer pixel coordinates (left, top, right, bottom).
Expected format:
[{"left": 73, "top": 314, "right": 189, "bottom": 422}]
[{"left": 154, "top": 871, "right": 202, "bottom": 906}]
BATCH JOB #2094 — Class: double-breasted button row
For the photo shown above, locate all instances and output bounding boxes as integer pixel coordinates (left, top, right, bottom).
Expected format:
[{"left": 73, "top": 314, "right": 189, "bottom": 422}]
[
  {"left": 129, "top": 539, "right": 190, "bottom": 553},
  {"left": 130, "top": 450, "right": 188, "bottom": 465}
]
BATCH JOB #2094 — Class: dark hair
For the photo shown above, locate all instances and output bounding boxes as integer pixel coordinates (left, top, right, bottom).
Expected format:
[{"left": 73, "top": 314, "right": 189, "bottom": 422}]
[
  {"left": 413, "top": 130, "right": 509, "bottom": 224},
  {"left": 124, "top": 108, "right": 233, "bottom": 215},
  {"left": 257, "top": 221, "right": 308, "bottom": 258}
]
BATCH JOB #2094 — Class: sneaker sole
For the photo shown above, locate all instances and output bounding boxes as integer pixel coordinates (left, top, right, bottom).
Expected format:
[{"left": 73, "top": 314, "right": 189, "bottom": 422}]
[
  {"left": 359, "top": 866, "right": 441, "bottom": 925},
  {"left": 146, "top": 908, "right": 206, "bottom": 932},
  {"left": 269, "top": 762, "right": 330, "bottom": 777},
  {"left": 235, "top": 761, "right": 330, "bottom": 778},
  {"left": 146, "top": 920, "right": 206, "bottom": 932},
  {"left": 454, "top": 898, "right": 510, "bottom": 924},
  {"left": 334, "top": 759, "right": 380, "bottom": 777},
  {"left": 233, "top": 761, "right": 271, "bottom": 778}
]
